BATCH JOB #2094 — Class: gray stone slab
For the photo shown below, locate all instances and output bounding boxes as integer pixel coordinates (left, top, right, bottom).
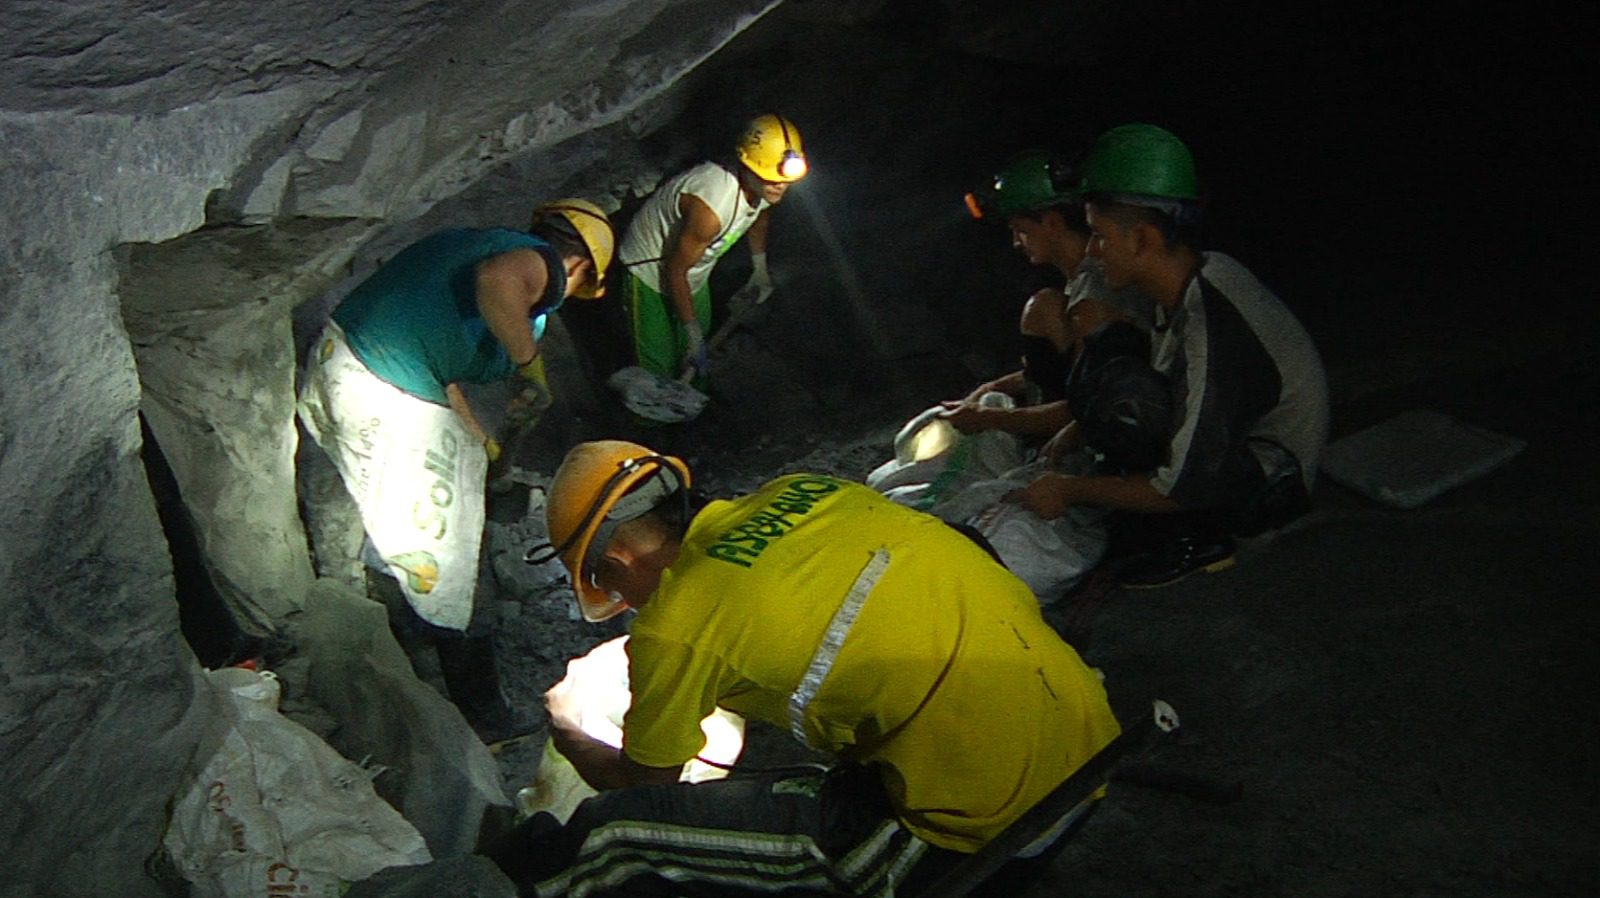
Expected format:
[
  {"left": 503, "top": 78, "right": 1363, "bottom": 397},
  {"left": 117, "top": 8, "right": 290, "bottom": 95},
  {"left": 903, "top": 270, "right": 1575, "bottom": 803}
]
[{"left": 1320, "top": 409, "right": 1527, "bottom": 509}]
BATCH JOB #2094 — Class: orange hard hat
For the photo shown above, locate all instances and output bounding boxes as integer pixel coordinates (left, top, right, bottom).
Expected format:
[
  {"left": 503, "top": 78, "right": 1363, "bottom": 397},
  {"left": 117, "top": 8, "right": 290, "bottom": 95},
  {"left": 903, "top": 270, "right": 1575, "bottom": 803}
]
[{"left": 538, "top": 440, "right": 691, "bottom": 621}]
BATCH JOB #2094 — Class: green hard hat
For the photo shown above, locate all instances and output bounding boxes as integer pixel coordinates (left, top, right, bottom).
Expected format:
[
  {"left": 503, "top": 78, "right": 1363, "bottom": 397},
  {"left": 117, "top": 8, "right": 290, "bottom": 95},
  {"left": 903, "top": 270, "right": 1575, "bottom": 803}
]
[
  {"left": 1078, "top": 124, "right": 1200, "bottom": 202},
  {"left": 986, "top": 149, "right": 1078, "bottom": 217}
]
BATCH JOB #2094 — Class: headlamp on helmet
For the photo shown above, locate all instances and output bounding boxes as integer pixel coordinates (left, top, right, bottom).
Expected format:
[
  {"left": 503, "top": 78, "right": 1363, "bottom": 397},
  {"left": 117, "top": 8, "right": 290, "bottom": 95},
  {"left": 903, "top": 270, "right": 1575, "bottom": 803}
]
[
  {"left": 738, "top": 114, "right": 808, "bottom": 184},
  {"left": 777, "top": 149, "right": 808, "bottom": 181},
  {"left": 966, "top": 149, "right": 1079, "bottom": 221},
  {"left": 964, "top": 182, "right": 999, "bottom": 221}
]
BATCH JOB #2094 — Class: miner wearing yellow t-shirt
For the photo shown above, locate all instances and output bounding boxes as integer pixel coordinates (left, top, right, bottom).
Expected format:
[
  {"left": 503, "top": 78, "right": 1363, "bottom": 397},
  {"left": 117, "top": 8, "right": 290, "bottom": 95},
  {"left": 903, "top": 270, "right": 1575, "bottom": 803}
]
[{"left": 490, "top": 440, "right": 1121, "bottom": 896}]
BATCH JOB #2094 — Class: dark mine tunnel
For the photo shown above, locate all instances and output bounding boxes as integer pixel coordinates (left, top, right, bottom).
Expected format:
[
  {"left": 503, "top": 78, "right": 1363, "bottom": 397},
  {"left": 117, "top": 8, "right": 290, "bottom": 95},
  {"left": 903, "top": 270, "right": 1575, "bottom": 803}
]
[{"left": 1, "top": 1, "right": 1594, "bottom": 895}]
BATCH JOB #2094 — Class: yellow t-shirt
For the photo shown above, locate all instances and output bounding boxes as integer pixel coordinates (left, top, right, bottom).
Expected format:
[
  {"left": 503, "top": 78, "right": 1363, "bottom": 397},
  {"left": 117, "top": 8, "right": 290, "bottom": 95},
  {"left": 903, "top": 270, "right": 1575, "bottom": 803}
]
[{"left": 622, "top": 475, "right": 1121, "bottom": 852}]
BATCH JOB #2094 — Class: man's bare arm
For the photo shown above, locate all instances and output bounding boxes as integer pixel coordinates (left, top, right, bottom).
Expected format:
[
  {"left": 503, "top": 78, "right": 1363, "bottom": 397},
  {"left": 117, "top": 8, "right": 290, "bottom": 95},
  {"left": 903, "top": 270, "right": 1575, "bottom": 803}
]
[
  {"left": 546, "top": 679, "right": 682, "bottom": 791},
  {"left": 961, "top": 369, "right": 1029, "bottom": 403},
  {"left": 663, "top": 194, "right": 723, "bottom": 323},
  {"left": 549, "top": 719, "right": 682, "bottom": 791},
  {"left": 476, "top": 249, "right": 549, "bottom": 365},
  {"left": 1007, "top": 471, "right": 1182, "bottom": 519},
  {"left": 445, "top": 382, "right": 490, "bottom": 447},
  {"left": 941, "top": 398, "right": 1072, "bottom": 436}
]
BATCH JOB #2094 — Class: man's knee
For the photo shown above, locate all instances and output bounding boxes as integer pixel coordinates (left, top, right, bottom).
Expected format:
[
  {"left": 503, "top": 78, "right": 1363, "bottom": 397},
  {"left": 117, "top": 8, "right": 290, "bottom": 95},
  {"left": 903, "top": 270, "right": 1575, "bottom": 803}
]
[
  {"left": 1019, "top": 288, "right": 1068, "bottom": 341},
  {"left": 1225, "top": 441, "right": 1312, "bottom": 536}
]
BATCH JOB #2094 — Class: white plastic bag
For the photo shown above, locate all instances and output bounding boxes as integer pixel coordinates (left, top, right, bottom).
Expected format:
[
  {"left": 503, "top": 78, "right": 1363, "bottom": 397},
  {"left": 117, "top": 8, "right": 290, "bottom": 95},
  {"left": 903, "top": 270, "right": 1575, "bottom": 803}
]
[
  {"left": 965, "top": 494, "right": 1107, "bottom": 602},
  {"left": 866, "top": 396, "right": 1026, "bottom": 511},
  {"left": 606, "top": 365, "right": 710, "bottom": 423},
  {"left": 928, "top": 461, "right": 1108, "bottom": 603},
  {"left": 163, "top": 667, "right": 431, "bottom": 897},
  {"left": 517, "top": 636, "right": 746, "bottom": 823}
]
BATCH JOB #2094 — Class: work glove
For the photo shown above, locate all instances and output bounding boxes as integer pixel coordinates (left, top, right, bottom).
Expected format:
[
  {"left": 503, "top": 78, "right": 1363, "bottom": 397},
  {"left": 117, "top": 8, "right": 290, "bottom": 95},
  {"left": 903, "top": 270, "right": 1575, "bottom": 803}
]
[
  {"left": 679, "top": 319, "right": 708, "bottom": 382},
  {"left": 729, "top": 252, "right": 775, "bottom": 316},
  {"left": 516, "top": 353, "right": 548, "bottom": 387},
  {"left": 508, "top": 355, "right": 553, "bottom": 429},
  {"left": 484, "top": 437, "right": 503, "bottom": 464}
]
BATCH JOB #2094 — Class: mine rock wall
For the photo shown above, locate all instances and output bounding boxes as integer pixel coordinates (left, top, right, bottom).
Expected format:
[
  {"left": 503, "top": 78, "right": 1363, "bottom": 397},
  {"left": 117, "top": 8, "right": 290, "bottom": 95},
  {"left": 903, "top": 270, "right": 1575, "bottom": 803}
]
[{"left": 0, "top": 1, "right": 783, "bottom": 891}]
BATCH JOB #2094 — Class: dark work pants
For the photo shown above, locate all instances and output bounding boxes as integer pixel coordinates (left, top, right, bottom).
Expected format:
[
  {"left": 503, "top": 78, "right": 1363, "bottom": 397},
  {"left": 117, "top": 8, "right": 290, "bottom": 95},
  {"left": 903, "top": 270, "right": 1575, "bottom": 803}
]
[{"left": 490, "top": 764, "right": 1069, "bottom": 898}]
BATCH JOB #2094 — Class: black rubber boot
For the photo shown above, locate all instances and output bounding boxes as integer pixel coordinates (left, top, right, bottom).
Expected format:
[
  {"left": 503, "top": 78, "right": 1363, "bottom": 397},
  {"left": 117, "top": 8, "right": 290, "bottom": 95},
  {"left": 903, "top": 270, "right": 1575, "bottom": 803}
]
[
  {"left": 1111, "top": 510, "right": 1237, "bottom": 589},
  {"left": 482, "top": 810, "right": 565, "bottom": 889},
  {"left": 1115, "top": 534, "right": 1237, "bottom": 589}
]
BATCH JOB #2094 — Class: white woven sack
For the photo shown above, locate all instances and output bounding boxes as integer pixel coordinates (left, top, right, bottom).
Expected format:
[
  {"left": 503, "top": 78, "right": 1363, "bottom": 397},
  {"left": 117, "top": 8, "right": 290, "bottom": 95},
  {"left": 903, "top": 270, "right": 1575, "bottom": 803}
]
[{"left": 163, "top": 668, "right": 430, "bottom": 897}]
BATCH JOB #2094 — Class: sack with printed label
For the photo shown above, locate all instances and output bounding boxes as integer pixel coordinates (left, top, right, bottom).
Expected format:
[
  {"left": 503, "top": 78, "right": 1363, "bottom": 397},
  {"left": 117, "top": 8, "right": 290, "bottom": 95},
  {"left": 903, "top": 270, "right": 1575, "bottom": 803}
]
[
  {"left": 163, "top": 667, "right": 431, "bottom": 897},
  {"left": 298, "top": 324, "right": 485, "bottom": 631}
]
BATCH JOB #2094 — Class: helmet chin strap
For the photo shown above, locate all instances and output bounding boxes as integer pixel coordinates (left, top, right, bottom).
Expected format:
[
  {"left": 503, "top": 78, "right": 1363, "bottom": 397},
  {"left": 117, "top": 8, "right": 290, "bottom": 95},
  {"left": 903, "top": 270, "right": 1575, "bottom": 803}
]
[
  {"left": 579, "top": 461, "right": 686, "bottom": 580},
  {"left": 525, "top": 454, "right": 687, "bottom": 576}
]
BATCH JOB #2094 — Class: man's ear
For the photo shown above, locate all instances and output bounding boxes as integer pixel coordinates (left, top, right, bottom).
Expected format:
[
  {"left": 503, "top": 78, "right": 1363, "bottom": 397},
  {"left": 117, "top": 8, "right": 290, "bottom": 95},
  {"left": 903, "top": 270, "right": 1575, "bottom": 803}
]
[
  {"left": 596, "top": 540, "right": 631, "bottom": 576},
  {"left": 564, "top": 257, "right": 593, "bottom": 294},
  {"left": 1129, "top": 218, "right": 1163, "bottom": 259}
]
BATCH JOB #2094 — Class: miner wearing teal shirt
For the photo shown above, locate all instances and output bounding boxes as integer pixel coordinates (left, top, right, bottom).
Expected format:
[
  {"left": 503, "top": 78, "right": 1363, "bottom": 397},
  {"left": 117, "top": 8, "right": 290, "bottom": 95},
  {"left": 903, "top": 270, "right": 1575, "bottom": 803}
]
[
  {"left": 331, "top": 201, "right": 612, "bottom": 452},
  {"left": 297, "top": 199, "right": 613, "bottom": 742}
]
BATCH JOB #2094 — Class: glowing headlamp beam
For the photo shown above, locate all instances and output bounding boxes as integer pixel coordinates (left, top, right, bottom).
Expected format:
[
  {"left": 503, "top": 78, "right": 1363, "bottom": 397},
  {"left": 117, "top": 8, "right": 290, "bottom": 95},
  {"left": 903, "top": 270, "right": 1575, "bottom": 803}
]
[{"left": 779, "top": 151, "right": 808, "bottom": 181}]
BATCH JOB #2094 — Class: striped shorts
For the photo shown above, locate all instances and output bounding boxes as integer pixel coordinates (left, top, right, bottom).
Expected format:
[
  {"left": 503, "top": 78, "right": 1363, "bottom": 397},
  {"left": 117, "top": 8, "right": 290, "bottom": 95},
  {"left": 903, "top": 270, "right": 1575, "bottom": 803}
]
[{"left": 498, "top": 764, "right": 966, "bottom": 898}]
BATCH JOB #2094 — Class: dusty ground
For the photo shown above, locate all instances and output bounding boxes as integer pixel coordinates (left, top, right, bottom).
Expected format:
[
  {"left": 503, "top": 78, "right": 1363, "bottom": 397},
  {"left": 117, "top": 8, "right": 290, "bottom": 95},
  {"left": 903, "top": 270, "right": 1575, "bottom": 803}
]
[
  {"left": 1040, "top": 336, "right": 1600, "bottom": 897},
  {"left": 469, "top": 314, "right": 1599, "bottom": 897}
]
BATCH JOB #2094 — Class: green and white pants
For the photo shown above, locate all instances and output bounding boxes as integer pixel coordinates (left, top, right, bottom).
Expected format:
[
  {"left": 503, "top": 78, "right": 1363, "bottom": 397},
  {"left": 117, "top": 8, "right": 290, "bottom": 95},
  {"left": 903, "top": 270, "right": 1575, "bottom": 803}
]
[{"left": 624, "top": 271, "right": 712, "bottom": 381}]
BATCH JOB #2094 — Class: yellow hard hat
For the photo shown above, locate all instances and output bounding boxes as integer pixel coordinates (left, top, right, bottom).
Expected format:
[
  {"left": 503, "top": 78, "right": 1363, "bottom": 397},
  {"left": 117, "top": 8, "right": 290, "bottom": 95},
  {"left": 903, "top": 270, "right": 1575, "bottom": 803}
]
[
  {"left": 531, "top": 198, "right": 614, "bottom": 299},
  {"left": 537, "top": 440, "right": 691, "bottom": 622},
  {"left": 736, "top": 114, "right": 808, "bottom": 183}
]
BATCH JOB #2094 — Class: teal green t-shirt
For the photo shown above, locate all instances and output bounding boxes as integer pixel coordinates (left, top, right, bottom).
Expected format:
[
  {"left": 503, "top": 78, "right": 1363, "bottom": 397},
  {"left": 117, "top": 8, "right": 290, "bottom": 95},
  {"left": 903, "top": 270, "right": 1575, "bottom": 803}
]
[{"left": 332, "top": 228, "right": 564, "bottom": 405}]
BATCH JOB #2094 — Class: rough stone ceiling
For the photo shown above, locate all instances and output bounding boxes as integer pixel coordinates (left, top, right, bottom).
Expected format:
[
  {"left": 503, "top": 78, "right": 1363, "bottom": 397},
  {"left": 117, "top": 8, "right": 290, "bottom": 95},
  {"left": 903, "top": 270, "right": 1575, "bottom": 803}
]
[{"left": 2, "top": 0, "right": 462, "bottom": 113}]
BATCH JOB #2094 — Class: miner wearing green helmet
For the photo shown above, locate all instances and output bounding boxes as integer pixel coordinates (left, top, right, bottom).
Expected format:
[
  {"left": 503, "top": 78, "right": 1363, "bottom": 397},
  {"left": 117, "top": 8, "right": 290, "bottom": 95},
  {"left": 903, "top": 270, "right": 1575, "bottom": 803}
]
[
  {"left": 1076, "top": 122, "right": 1201, "bottom": 204},
  {"left": 946, "top": 150, "right": 1154, "bottom": 458},
  {"left": 1007, "top": 124, "right": 1330, "bottom": 589}
]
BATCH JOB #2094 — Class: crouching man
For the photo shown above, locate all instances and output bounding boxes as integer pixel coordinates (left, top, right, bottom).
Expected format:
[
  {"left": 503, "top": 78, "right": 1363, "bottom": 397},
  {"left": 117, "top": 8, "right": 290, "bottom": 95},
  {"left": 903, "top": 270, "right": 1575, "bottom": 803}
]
[
  {"left": 1009, "top": 124, "right": 1330, "bottom": 588},
  {"left": 491, "top": 440, "right": 1121, "bottom": 896}
]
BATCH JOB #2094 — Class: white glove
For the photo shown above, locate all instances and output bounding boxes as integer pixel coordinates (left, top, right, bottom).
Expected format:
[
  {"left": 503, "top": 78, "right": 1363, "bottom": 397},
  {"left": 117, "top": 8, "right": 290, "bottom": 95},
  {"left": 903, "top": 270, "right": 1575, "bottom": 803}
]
[{"left": 731, "top": 252, "right": 775, "bottom": 313}]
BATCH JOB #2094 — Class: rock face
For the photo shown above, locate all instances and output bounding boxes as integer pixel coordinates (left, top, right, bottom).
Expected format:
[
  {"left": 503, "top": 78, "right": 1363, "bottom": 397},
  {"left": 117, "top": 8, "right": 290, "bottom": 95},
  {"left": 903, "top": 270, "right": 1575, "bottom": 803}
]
[
  {"left": 0, "top": 1, "right": 787, "bottom": 891},
  {"left": 1, "top": 97, "right": 291, "bottom": 896}
]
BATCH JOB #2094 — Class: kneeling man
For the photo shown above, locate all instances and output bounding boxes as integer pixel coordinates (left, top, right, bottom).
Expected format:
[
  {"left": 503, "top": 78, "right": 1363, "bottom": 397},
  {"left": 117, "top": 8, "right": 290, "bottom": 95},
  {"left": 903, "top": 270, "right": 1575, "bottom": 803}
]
[{"left": 494, "top": 440, "right": 1121, "bottom": 896}]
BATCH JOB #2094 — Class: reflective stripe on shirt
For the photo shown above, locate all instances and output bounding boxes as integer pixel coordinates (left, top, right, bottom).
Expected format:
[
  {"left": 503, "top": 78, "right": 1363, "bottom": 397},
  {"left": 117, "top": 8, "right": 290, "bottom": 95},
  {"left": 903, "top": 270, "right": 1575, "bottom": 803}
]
[{"left": 788, "top": 548, "right": 891, "bottom": 747}]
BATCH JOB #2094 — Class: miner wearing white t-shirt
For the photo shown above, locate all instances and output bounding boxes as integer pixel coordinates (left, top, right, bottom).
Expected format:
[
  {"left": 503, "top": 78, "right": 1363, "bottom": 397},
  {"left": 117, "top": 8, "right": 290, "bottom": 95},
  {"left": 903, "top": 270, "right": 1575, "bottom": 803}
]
[{"left": 617, "top": 114, "right": 808, "bottom": 386}]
